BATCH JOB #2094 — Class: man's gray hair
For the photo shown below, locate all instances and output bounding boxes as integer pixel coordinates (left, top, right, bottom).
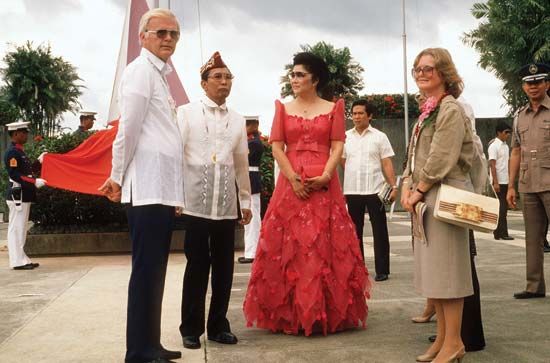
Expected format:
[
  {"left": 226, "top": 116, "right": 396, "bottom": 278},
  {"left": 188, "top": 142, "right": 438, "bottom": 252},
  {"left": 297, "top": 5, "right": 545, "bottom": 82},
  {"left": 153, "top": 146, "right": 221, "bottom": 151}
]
[{"left": 138, "top": 8, "right": 179, "bottom": 36}]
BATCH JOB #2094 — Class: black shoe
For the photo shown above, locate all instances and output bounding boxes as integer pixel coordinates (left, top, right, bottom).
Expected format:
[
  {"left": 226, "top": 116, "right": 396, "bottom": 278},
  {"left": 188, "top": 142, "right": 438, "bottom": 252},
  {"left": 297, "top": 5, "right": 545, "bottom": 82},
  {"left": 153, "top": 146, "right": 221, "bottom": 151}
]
[
  {"left": 428, "top": 335, "right": 436, "bottom": 343},
  {"left": 500, "top": 236, "right": 514, "bottom": 240},
  {"left": 513, "top": 291, "right": 545, "bottom": 299},
  {"left": 30, "top": 263, "right": 40, "bottom": 268},
  {"left": 13, "top": 263, "right": 35, "bottom": 270},
  {"left": 238, "top": 257, "right": 254, "bottom": 264},
  {"left": 145, "top": 358, "right": 176, "bottom": 363},
  {"left": 544, "top": 244, "right": 550, "bottom": 253},
  {"left": 207, "top": 331, "right": 238, "bottom": 344},
  {"left": 182, "top": 335, "right": 201, "bottom": 349},
  {"left": 158, "top": 347, "right": 182, "bottom": 360},
  {"left": 374, "top": 274, "right": 389, "bottom": 282}
]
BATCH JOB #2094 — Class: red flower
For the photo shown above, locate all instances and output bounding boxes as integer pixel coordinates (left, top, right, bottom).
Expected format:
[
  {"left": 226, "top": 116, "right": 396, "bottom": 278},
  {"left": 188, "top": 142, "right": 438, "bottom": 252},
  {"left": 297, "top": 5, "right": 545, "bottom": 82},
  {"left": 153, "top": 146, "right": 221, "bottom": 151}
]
[
  {"left": 34, "top": 135, "right": 44, "bottom": 142},
  {"left": 384, "top": 96, "right": 394, "bottom": 102}
]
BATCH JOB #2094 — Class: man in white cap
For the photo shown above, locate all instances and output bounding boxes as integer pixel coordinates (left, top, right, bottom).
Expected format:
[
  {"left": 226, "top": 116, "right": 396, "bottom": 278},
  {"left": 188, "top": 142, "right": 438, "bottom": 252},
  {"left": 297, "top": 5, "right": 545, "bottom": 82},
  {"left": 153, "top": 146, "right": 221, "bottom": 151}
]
[
  {"left": 74, "top": 111, "right": 96, "bottom": 134},
  {"left": 3, "top": 121, "right": 47, "bottom": 270}
]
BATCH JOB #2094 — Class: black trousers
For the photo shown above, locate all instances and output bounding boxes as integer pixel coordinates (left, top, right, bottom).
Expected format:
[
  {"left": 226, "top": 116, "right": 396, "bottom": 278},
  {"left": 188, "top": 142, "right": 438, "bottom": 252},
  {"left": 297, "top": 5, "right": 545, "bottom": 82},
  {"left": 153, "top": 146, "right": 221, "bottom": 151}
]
[
  {"left": 345, "top": 194, "right": 390, "bottom": 275},
  {"left": 494, "top": 184, "right": 510, "bottom": 238},
  {"left": 180, "top": 215, "right": 236, "bottom": 337},
  {"left": 462, "top": 230, "right": 485, "bottom": 352},
  {"left": 125, "top": 204, "right": 175, "bottom": 363}
]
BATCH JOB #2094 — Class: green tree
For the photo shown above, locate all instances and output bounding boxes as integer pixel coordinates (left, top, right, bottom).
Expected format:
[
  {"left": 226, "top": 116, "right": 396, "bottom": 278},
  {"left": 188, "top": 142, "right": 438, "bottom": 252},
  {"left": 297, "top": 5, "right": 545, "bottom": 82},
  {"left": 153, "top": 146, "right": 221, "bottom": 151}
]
[
  {"left": 0, "top": 87, "right": 19, "bottom": 125},
  {"left": 280, "top": 41, "right": 364, "bottom": 101},
  {"left": 1, "top": 42, "right": 82, "bottom": 136},
  {"left": 463, "top": 0, "right": 550, "bottom": 115}
]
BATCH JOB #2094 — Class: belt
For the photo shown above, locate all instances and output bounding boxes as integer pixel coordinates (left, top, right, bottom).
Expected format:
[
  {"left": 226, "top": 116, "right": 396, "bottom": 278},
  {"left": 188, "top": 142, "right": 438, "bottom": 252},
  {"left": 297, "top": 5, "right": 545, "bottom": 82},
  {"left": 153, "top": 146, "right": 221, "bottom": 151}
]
[{"left": 249, "top": 166, "right": 260, "bottom": 172}]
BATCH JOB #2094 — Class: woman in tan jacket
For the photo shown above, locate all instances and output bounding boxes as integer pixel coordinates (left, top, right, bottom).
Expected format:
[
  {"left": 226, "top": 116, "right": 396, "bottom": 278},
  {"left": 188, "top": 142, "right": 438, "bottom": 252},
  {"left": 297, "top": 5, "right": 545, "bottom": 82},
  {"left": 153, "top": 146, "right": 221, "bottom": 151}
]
[{"left": 401, "top": 48, "right": 474, "bottom": 363}]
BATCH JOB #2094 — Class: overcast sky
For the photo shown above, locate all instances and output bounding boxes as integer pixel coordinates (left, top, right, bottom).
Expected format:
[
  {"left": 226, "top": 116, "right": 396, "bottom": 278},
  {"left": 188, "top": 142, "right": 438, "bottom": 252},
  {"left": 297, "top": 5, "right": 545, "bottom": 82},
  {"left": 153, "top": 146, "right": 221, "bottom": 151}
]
[{"left": 0, "top": 0, "right": 507, "bottom": 133}]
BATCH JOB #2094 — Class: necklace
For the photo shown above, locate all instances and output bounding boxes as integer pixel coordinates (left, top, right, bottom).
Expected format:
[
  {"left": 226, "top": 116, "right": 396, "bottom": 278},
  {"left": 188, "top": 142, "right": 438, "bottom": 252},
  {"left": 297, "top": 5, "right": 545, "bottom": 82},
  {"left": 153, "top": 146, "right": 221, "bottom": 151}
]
[{"left": 201, "top": 103, "right": 230, "bottom": 164}]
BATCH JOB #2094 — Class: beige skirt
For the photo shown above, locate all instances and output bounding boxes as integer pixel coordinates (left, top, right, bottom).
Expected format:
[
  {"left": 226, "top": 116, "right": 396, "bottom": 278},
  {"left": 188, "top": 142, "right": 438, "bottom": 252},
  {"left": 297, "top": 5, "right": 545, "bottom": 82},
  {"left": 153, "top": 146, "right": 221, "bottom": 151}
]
[{"left": 413, "top": 179, "right": 473, "bottom": 299}]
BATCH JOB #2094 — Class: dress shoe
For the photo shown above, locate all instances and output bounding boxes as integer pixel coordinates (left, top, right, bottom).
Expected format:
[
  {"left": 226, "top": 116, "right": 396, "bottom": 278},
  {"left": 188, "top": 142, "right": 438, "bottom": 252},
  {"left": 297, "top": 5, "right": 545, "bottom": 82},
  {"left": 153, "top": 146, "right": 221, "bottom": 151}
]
[
  {"left": 416, "top": 350, "right": 438, "bottom": 362},
  {"left": 544, "top": 243, "right": 550, "bottom": 253},
  {"left": 443, "top": 346, "right": 466, "bottom": 363},
  {"left": 182, "top": 335, "right": 201, "bottom": 349},
  {"left": 500, "top": 236, "right": 514, "bottom": 240},
  {"left": 513, "top": 291, "right": 545, "bottom": 299},
  {"left": 145, "top": 358, "right": 176, "bottom": 363},
  {"left": 30, "top": 263, "right": 40, "bottom": 268},
  {"left": 13, "top": 263, "right": 35, "bottom": 270},
  {"left": 238, "top": 257, "right": 254, "bottom": 264},
  {"left": 158, "top": 347, "right": 181, "bottom": 360},
  {"left": 207, "top": 331, "right": 238, "bottom": 344},
  {"left": 374, "top": 274, "right": 388, "bottom": 282},
  {"left": 411, "top": 310, "right": 435, "bottom": 323}
]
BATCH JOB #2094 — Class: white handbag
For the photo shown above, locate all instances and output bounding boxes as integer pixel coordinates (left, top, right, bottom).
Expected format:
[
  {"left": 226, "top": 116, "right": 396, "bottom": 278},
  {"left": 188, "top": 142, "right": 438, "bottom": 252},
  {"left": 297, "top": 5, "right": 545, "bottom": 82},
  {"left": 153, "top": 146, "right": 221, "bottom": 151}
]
[{"left": 434, "top": 183, "right": 499, "bottom": 233}]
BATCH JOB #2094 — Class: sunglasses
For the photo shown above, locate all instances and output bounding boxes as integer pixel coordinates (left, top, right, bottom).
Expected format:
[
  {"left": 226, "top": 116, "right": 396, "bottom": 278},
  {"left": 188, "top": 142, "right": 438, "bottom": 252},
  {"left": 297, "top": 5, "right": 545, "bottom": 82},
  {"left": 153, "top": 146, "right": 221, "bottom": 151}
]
[
  {"left": 411, "top": 65, "right": 435, "bottom": 77},
  {"left": 288, "top": 71, "right": 311, "bottom": 80},
  {"left": 146, "top": 29, "right": 180, "bottom": 40}
]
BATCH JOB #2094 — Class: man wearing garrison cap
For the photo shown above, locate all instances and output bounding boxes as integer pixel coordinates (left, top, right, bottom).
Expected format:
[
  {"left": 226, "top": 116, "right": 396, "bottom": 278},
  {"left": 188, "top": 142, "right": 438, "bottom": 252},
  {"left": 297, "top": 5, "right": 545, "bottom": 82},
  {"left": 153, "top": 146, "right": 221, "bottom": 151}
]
[
  {"left": 177, "top": 51, "right": 251, "bottom": 349},
  {"left": 4, "top": 121, "right": 47, "bottom": 270},
  {"left": 74, "top": 111, "right": 96, "bottom": 134},
  {"left": 507, "top": 62, "right": 550, "bottom": 299}
]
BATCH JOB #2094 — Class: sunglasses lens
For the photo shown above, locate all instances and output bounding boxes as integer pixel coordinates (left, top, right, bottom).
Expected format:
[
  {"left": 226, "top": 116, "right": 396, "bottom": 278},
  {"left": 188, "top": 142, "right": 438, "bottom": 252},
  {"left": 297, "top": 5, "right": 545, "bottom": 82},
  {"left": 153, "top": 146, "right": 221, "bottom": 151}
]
[{"left": 157, "top": 30, "right": 168, "bottom": 38}]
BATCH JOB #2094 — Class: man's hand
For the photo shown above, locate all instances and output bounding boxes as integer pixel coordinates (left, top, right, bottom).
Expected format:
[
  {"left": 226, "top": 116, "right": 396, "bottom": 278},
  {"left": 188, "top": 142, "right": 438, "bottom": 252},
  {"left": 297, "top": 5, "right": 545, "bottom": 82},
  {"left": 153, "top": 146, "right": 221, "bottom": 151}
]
[
  {"left": 506, "top": 186, "right": 517, "bottom": 209},
  {"left": 389, "top": 188, "right": 398, "bottom": 202},
  {"left": 175, "top": 207, "right": 184, "bottom": 216},
  {"left": 98, "top": 178, "right": 121, "bottom": 202},
  {"left": 493, "top": 182, "right": 500, "bottom": 193},
  {"left": 35, "top": 178, "right": 47, "bottom": 189},
  {"left": 240, "top": 208, "right": 252, "bottom": 225}
]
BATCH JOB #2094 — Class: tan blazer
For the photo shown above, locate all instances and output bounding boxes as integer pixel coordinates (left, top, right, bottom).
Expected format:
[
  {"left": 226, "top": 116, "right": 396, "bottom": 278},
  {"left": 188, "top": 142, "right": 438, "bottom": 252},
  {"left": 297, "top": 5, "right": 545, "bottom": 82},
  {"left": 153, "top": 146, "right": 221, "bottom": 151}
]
[{"left": 404, "top": 95, "right": 474, "bottom": 186}]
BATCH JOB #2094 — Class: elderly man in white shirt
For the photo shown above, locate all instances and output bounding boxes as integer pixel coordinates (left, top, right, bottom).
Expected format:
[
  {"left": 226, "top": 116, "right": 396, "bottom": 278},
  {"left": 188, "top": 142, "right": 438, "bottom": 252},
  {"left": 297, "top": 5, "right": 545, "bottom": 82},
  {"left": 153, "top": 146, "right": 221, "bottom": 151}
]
[
  {"left": 488, "top": 121, "right": 514, "bottom": 240},
  {"left": 177, "top": 52, "right": 251, "bottom": 350},
  {"left": 342, "top": 99, "right": 397, "bottom": 282},
  {"left": 99, "top": 9, "right": 183, "bottom": 363}
]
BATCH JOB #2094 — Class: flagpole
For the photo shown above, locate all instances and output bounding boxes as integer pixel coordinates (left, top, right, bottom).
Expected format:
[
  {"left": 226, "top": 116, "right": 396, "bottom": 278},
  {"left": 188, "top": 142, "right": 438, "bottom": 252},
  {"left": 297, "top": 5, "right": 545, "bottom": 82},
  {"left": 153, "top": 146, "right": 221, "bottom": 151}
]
[
  {"left": 402, "top": 0, "right": 410, "bottom": 149},
  {"left": 197, "top": 0, "right": 204, "bottom": 63}
]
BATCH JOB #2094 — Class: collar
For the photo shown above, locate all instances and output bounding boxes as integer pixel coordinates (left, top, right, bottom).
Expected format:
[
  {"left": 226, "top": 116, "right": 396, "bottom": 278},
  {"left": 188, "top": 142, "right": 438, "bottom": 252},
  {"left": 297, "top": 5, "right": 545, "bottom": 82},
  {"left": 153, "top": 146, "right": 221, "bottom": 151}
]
[
  {"left": 141, "top": 48, "right": 172, "bottom": 76},
  {"left": 201, "top": 96, "right": 227, "bottom": 111},
  {"left": 352, "top": 126, "right": 371, "bottom": 136},
  {"left": 527, "top": 94, "right": 550, "bottom": 113},
  {"left": 492, "top": 137, "right": 504, "bottom": 147},
  {"left": 12, "top": 142, "right": 24, "bottom": 151}
]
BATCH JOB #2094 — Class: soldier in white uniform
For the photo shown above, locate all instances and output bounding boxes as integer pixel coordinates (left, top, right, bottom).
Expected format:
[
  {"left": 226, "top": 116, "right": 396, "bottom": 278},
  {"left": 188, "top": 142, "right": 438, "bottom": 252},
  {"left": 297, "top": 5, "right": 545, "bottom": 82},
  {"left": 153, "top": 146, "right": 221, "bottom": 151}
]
[{"left": 4, "top": 121, "right": 47, "bottom": 270}]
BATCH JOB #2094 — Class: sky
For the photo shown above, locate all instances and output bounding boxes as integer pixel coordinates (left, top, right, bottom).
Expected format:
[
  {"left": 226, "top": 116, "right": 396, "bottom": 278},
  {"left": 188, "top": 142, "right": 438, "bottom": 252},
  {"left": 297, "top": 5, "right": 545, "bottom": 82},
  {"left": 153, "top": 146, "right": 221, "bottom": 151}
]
[{"left": 0, "top": 0, "right": 508, "bottom": 134}]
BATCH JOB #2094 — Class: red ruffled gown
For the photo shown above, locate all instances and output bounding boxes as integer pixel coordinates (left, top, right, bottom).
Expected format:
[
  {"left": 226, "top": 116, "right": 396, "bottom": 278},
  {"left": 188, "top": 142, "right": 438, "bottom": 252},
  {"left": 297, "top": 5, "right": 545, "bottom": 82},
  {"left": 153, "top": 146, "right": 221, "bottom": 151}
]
[{"left": 243, "top": 99, "right": 371, "bottom": 336}]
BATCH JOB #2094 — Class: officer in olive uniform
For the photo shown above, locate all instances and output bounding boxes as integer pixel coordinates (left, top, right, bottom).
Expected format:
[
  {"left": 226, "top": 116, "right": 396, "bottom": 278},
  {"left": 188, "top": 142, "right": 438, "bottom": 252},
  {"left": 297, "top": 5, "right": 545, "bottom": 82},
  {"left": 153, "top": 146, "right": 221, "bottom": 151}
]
[
  {"left": 4, "top": 121, "right": 47, "bottom": 270},
  {"left": 507, "top": 63, "right": 550, "bottom": 299},
  {"left": 239, "top": 116, "right": 264, "bottom": 263},
  {"left": 74, "top": 111, "right": 96, "bottom": 134}
]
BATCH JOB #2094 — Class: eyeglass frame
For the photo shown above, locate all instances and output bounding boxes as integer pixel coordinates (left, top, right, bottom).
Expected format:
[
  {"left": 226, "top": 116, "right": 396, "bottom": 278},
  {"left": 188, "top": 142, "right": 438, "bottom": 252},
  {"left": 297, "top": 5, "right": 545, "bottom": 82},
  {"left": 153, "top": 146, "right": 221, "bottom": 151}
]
[
  {"left": 411, "top": 65, "right": 436, "bottom": 78},
  {"left": 207, "top": 72, "right": 235, "bottom": 81},
  {"left": 145, "top": 29, "right": 180, "bottom": 40},
  {"left": 288, "top": 71, "right": 311, "bottom": 80}
]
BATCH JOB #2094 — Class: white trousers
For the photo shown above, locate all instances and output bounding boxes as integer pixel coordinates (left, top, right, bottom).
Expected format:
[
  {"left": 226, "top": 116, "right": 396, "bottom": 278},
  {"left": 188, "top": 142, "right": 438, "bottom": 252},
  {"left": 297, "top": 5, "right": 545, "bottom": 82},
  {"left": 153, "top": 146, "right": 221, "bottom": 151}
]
[
  {"left": 7, "top": 201, "right": 32, "bottom": 268},
  {"left": 244, "top": 193, "right": 261, "bottom": 258}
]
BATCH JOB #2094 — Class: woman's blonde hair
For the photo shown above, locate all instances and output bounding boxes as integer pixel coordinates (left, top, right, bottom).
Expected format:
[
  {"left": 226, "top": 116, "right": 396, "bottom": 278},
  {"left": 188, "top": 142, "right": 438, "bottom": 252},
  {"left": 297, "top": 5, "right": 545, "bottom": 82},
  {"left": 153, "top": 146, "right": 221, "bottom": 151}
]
[
  {"left": 413, "top": 48, "right": 464, "bottom": 98},
  {"left": 138, "top": 8, "right": 179, "bottom": 36}
]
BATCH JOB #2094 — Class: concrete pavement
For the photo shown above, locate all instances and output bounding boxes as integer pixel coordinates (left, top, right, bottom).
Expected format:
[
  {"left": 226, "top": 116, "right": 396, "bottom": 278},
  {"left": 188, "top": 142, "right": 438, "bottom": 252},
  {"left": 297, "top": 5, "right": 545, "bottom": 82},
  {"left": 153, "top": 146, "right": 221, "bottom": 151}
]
[{"left": 1, "top": 212, "right": 549, "bottom": 362}]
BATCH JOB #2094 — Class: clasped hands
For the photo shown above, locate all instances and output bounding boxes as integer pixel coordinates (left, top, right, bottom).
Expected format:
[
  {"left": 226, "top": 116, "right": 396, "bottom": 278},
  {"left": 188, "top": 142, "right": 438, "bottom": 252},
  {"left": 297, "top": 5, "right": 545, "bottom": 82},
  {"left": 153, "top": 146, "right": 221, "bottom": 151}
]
[
  {"left": 290, "top": 173, "right": 330, "bottom": 200},
  {"left": 400, "top": 187, "right": 423, "bottom": 213}
]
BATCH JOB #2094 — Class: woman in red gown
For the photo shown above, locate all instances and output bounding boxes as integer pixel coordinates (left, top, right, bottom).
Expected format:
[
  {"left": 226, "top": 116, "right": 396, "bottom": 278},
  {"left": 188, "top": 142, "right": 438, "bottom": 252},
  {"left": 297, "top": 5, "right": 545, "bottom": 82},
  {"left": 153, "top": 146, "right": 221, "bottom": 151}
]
[{"left": 243, "top": 52, "right": 371, "bottom": 336}]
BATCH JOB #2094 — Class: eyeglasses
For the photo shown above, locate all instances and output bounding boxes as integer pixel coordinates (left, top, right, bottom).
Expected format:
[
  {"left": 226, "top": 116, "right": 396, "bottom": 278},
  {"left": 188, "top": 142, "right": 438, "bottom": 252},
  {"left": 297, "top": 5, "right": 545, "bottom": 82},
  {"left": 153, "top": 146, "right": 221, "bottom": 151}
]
[
  {"left": 146, "top": 29, "right": 180, "bottom": 40},
  {"left": 411, "top": 65, "right": 435, "bottom": 78},
  {"left": 208, "top": 73, "right": 234, "bottom": 81},
  {"left": 288, "top": 71, "right": 311, "bottom": 80}
]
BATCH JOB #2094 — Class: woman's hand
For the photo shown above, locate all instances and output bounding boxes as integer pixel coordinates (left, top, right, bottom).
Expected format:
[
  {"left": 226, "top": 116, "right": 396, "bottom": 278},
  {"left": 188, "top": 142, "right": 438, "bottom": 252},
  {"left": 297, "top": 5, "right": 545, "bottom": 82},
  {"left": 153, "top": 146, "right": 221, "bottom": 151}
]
[
  {"left": 405, "top": 190, "right": 424, "bottom": 212},
  {"left": 290, "top": 176, "right": 310, "bottom": 200},
  {"left": 304, "top": 174, "right": 330, "bottom": 192},
  {"left": 401, "top": 185, "right": 412, "bottom": 211}
]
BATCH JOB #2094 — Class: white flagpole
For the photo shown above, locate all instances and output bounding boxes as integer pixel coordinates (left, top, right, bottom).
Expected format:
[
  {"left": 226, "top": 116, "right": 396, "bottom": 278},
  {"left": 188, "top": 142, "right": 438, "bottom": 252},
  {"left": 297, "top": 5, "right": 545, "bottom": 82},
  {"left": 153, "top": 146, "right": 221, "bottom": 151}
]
[
  {"left": 402, "top": 0, "right": 410, "bottom": 149},
  {"left": 197, "top": 0, "right": 204, "bottom": 63}
]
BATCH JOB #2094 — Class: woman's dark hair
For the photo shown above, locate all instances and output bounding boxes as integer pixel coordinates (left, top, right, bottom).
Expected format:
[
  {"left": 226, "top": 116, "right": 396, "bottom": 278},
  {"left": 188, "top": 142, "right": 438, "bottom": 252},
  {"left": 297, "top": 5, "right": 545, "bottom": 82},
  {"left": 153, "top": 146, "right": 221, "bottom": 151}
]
[{"left": 293, "top": 52, "right": 329, "bottom": 93}]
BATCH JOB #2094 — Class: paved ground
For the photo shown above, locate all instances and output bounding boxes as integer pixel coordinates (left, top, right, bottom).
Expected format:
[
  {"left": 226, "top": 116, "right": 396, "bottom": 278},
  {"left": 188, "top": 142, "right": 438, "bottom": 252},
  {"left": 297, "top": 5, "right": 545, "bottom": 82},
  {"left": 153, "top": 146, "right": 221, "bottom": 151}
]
[{"left": 0, "top": 211, "right": 549, "bottom": 362}]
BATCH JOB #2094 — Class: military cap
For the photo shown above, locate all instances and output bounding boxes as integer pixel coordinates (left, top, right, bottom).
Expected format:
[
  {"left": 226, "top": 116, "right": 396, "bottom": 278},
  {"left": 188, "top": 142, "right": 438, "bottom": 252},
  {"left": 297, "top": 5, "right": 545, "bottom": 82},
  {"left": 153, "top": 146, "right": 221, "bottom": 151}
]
[
  {"left": 519, "top": 63, "right": 549, "bottom": 82},
  {"left": 6, "top": 120, "right": 30, "bottom": 131},
  {"left": 80, "top": 111, "right": 97, "bottom": 118}
]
